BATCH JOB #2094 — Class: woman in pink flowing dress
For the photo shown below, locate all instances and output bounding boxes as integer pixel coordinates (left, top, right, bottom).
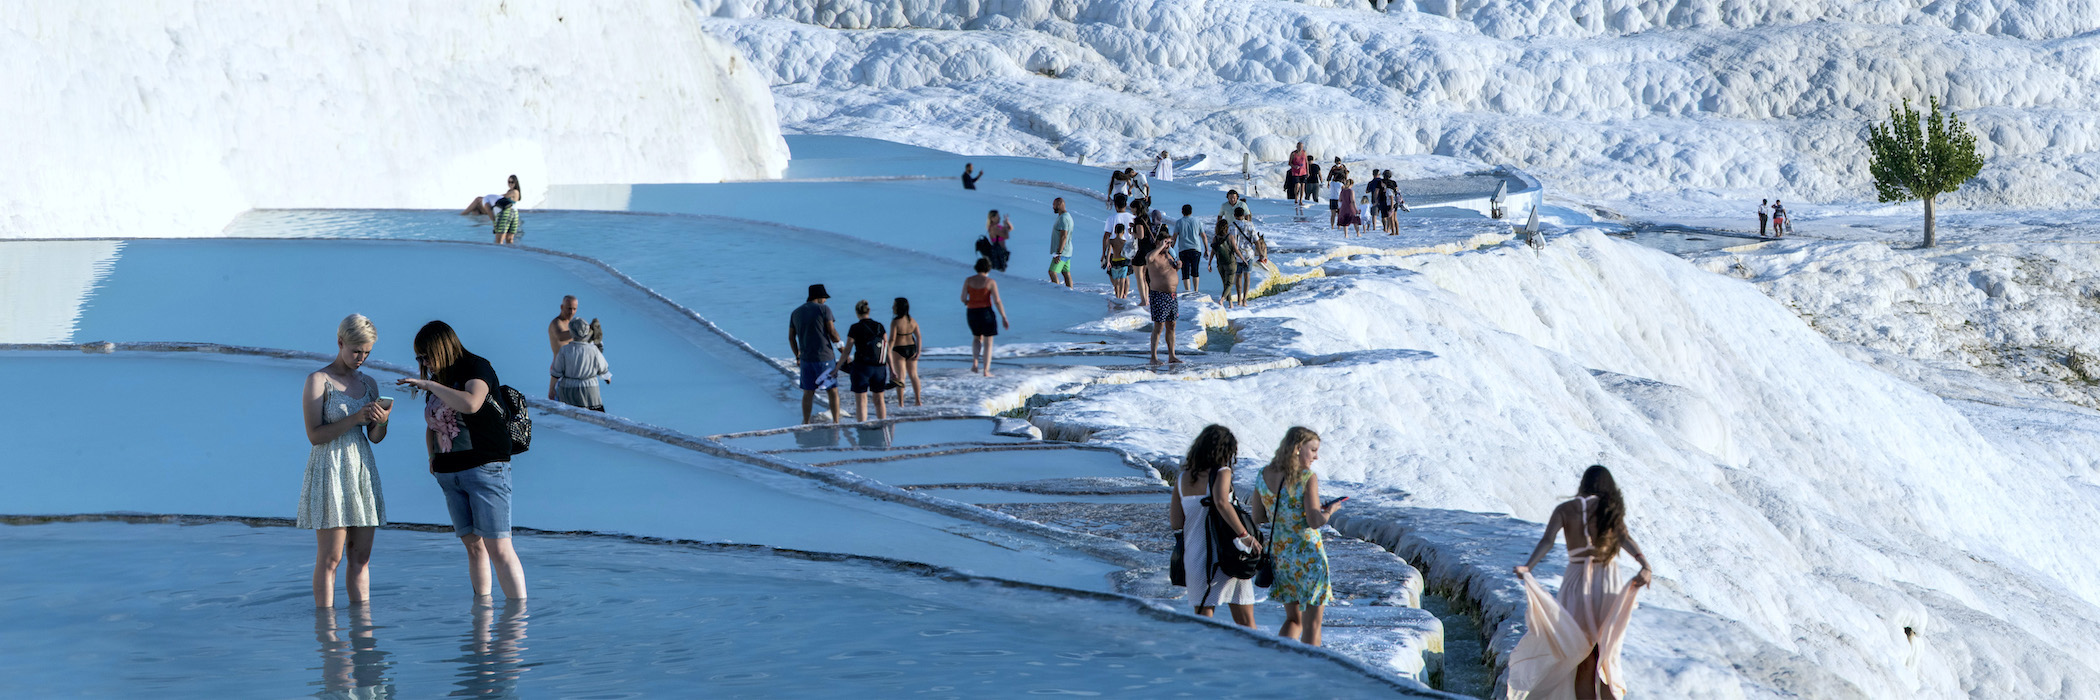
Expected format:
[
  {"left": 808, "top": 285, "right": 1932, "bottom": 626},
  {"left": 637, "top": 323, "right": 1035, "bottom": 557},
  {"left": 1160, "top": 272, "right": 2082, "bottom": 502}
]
[{"left": 1508, "top": 465, "right": 1654, "bottom": 700}]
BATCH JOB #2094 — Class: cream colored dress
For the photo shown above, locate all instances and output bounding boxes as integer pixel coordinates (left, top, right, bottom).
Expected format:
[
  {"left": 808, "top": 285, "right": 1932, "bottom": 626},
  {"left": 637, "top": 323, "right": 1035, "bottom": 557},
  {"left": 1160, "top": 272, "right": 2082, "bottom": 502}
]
[
  {"left": 297, "top": 374, "right": 386, "bottom": 529},
  {"left": 1506, "top": 497, "right": 1642, "bottom": 700}
]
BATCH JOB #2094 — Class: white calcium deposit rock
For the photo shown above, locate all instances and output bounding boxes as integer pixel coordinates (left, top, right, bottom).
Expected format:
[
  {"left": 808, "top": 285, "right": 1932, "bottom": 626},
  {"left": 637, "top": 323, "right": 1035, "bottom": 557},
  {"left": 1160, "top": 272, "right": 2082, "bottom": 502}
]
[{"left": 1, "top": 0, "right": 788, "bottom": 240}]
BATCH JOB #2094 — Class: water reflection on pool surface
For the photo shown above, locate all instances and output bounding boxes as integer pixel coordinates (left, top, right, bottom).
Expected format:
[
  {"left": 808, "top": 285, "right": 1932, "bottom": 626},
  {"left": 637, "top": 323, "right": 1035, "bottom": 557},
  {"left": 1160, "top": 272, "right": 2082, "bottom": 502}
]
[{"left": 0, "top": 521, "right": 1406, "bottom": 698}]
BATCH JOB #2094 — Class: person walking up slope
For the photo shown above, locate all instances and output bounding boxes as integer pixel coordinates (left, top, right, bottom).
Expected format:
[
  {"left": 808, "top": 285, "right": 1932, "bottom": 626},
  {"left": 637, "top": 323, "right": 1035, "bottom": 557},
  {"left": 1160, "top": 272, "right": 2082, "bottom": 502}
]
[{"left": 961, "top": 259, "right": 1010, "bottom": 377}]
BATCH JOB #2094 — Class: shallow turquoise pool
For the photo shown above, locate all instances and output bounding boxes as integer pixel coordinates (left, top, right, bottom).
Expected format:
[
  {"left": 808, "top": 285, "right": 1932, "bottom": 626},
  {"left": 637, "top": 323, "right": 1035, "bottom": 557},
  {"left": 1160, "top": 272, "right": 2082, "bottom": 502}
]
[{"left": 0, "top": 521, "right": 1410, "bottom": 698}]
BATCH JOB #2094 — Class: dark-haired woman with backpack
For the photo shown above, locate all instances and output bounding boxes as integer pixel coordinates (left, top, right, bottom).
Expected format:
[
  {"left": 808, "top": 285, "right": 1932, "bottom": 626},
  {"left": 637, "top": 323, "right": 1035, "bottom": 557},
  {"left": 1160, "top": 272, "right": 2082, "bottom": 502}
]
[
  {"left": 1508, "top": 465, "right": 1654, "bottom": 699},
  {"left": 396, "top": 320, "right": 527, "bottom": 601},
  {"left": 1167, "top": 425, "right": 1262, "bottom": 628}
]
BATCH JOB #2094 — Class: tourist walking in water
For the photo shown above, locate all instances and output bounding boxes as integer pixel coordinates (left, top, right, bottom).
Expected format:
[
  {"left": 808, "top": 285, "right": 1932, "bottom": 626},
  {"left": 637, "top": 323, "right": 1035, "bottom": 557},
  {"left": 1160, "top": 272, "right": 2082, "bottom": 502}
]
[
  {"left": 1212, "top": 217, "right": 1242, "bottom": 305},
  {"left": 399, "top": 321, "right": 526, "bottom": 601},
  {"left": 1047, "top": 197, "right": 1076, "bottom": 288},
  {"left": 1771, "top": 200, "right": 1790, "bottom": 237},
  {"left": 1130, "top": 167, "right": 1151, "bottom": 200},
  {"left": 1169, "top": 425, "right": 1261, "bottom": 627},
  {"left": 962, "top": 259, "right": 1009, "bottom": 376},
  {"left": 1381, "top": 170, "right": 1407, "bottom": 234},
  {"left": 491, "top": 198, "right": 521, "bottom": 245},
  {"left": 1102, "top": 194, "right": 1137, "bottom": 301},
  {"left": 1288, "top": 142, "right": 1309, "bottom": 205},
  {"left": 1107, "top": 169, "right": 1132, "bottom": 208},
  {"left": 1304, "top": 154, "right": 1324, "bottom": 204},
  {"left": 1758, "top": 199, "right": 1770, "bottom": 237},
  {"left": 462, "top": 175, "right": 522, "bottom": 217},
  {"left": 887, "top": 298, "right": 923, "bottom": 407},
  {"left": 1153, "top": 150, "right": 1174, "bottom": 182},
  {"left": 842, "top": 300, "right": 892, "bottom": 422},
  {"left": 789, "top": 284, "right": 843, "bottom": 424},
  {"left": 1141, "top": 237, "right": 1184, "bottom": 365},
  {"left": 1336, "top": 179, "right": 1364, "bottom": 237},
  {"left": 961, "top": 163, "right": 983, "bottom": 190},
  {"left": 1173, "top": 204, "right": 1207, "bottom": 295},
  {"left": 1508, "top": 465, "right": 1654, "bottom": 700},
  {"left": 300, "top": 314, "right": 391, "bottom": 608},
  {"left": 1254, "top": 427, "right": 1342, "bottom": 646},
  {"left": 548, "top": 317, "right": 610, "bottom": 412},
  {"left": 1231, "top": 208, "right": 1265, "bottom": 306}
]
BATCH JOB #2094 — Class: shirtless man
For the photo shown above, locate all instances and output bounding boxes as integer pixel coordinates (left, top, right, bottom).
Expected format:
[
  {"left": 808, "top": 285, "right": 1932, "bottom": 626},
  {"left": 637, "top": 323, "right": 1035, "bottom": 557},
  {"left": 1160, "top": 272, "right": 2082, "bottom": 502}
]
[
  {"left": 548, "top": 295, "right": 579, "bottom": 356},
  {"left": 1141, "top": 239, "right": 1184, "bottom": 366}
]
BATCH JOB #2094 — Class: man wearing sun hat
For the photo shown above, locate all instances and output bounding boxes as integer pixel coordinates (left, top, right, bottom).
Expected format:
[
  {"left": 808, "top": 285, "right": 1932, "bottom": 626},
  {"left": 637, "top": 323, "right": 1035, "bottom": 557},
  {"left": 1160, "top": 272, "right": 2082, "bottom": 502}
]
[{"left": 789, "top": 284, "right": 843, "bottom": 424}]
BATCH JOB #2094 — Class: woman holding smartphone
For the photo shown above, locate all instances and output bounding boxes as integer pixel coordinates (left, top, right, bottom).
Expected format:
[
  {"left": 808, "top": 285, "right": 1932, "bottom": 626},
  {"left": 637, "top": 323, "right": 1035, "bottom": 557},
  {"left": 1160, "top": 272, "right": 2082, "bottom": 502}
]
[
  {"left": 398, "top": 321, "right": 526, "bottom": 601},
  {"left": 299, "top": 314, "right": 391, "bottom": 608},
  {"left": 1254, "top": 426, "right": 1344, "bottom": 646}
]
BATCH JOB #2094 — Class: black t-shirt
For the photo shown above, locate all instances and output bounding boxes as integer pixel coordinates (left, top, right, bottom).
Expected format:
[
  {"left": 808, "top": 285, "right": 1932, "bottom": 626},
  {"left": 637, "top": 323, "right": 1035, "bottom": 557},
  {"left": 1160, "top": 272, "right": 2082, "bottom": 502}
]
[
  {"left": 846, "top": 319, "right": 886, "bottom": 367},
  {"left": 431, "top": 353, "right": 511, "bottom": 473}
]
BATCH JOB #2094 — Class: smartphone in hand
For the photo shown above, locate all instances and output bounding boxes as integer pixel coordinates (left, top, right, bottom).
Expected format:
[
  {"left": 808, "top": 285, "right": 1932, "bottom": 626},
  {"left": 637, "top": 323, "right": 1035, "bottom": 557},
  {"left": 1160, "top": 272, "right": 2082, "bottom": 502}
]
[{"left": 1323, "top": 496, "right": 1349, "bottom": 508}]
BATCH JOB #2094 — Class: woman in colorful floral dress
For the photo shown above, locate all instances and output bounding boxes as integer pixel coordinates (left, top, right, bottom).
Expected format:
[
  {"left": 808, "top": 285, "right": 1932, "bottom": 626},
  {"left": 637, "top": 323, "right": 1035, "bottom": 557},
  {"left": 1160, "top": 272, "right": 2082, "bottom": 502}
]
[{"left": 1255, "top": 426, "right": 1346, "bottom": 646}]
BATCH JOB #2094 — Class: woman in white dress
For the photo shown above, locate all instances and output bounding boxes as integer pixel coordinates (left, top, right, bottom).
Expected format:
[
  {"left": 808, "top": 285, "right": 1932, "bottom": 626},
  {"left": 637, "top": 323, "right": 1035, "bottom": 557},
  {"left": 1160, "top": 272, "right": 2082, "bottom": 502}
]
[
  {"left": 1153, "top": 150, "right": 1174, "bottom": 182},
  {"left": 299, "top": 314, "right": 392, "bottom": 608},
  {"left": 1167, "top": 425, "right": 1262, "bottom": 628},
  {"left": 1508, "top": 465, "right": 1655, "bottom": 700}
]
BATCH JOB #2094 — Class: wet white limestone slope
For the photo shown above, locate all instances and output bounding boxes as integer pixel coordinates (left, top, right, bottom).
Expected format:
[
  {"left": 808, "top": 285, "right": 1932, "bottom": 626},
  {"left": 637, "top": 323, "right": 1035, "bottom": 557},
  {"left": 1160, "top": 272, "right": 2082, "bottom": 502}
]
[
  {"left": 0, "top": 0, "right": 787, "bottom": 240},
  {"left": 694, "top": 0, "right": 2100, "bottom": 209},
  {"left": 1031, "top": 228, "right": 2100, "bottom": 698},
  {"left": 1694, "top": 237, "right": 2100, "bottom": 411}
]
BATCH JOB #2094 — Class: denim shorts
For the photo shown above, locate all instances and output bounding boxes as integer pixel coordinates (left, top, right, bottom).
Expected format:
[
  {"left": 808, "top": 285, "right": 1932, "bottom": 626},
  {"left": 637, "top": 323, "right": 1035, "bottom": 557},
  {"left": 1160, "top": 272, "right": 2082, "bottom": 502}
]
[{"left": 434, "top": 462, "right": 512, "bottom": 539}]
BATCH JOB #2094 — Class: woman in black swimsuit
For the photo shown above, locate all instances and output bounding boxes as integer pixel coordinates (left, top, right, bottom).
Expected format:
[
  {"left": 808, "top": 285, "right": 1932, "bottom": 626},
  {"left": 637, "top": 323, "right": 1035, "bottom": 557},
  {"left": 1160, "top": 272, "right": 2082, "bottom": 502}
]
[{"left": 888, "top": 297, "right": 923, "bottom": 407}]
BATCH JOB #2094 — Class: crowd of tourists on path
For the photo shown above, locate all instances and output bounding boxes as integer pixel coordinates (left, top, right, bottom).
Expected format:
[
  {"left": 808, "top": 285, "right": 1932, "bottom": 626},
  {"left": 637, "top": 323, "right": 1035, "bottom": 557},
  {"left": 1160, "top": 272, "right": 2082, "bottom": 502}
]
[{"left": 1167, "top": 423, "right": 1657, "bottom": 699}]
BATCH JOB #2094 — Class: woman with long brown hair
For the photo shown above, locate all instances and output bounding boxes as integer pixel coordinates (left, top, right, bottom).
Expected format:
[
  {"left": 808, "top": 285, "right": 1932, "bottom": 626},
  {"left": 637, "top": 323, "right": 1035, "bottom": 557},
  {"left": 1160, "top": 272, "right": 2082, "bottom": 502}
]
[
  {"left": 396, "top": 321, "right": 527, "bottom": 601},
  {"left": 1167, "top": 425, "right": 1261, "bottom": 627},
  {"left": 1253, "top": 426, "right": 1344, "bottom": 646},
  {"left": 1508, "top": 465, "right": 1654, "bottom": 700}
]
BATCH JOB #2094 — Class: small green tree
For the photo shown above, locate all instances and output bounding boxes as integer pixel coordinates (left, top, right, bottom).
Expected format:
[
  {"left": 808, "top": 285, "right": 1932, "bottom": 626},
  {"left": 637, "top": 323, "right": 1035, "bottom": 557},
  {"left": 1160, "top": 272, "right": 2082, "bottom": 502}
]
[{"left": 1866, "top": 97, "right": 1984, "bottom": 248}]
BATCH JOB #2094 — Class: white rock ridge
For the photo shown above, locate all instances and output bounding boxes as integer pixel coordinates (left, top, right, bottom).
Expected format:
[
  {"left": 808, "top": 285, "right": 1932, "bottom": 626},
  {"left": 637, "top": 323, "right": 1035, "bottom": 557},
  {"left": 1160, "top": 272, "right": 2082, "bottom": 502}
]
[
  {"left": 694, "top": 0, "right": 2100, "bottom": 208},
  {"left": 1030, "top": 228, "right": 2100, "bottom": 698},
  {"left": 1, "top": 0, "right": 788, "bottom": 240}
]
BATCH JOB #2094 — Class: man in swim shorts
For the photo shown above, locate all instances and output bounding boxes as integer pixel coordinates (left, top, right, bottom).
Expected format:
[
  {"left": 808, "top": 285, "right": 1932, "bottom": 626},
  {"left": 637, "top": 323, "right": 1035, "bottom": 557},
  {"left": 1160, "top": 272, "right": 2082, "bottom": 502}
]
[
  {"left": 788, "top": 284, "right": 842, "bottom": 424},
  {"left": 1048, "top": 197, "right": 1075, "bottom": 287},
  {"left": 1142, "top": 238, "right": 1183, "bottom": 365}
]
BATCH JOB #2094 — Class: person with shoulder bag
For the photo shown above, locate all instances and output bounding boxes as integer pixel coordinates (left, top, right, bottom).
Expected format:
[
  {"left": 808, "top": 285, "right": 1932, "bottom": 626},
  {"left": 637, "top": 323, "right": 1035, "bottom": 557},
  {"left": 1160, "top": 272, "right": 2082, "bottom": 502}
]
[
  {"left": 1253, "top": 427, "right": 1344, "bottom": 646},
  {"left": 1166, "top": 425, "right": 1263, "bottom": 628},
  {"left": 397, "top": 320, "right": 527, "bottom": 601}
]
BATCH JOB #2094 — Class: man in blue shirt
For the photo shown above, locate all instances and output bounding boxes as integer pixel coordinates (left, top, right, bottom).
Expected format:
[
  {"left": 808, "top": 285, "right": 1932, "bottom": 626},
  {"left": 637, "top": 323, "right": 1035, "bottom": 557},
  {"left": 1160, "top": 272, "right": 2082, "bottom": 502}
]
[{"left": 1171, "top": 204, "right": 1207, "bottom": 294}]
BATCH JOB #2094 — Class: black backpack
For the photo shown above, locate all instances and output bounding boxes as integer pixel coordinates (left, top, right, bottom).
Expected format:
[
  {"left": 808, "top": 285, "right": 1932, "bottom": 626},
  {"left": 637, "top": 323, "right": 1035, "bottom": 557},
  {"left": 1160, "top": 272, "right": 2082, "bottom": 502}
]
[
  {"left": 490, "top": 384, "right": 532, "bottom": 455},
  {"left": 1203, "top": 495, "right": 1262, "bottom": 579}
]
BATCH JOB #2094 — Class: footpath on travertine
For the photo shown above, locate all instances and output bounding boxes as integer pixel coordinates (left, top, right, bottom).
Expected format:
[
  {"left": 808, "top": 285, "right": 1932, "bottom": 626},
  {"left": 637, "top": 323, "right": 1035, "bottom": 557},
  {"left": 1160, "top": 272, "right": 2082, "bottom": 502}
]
[{"left": 751, "top": 208, "right": 1523, "bottom": 692}]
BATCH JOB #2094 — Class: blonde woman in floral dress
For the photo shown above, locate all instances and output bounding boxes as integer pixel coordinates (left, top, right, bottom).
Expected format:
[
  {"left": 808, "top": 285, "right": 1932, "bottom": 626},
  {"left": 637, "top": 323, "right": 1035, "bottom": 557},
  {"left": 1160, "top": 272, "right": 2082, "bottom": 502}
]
[
  {"left": 299, "top": 314, "right": 391, "bottom": 608},
  {"left": 1255, "top": 426, "right": 1345, "bottom": 646}
]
